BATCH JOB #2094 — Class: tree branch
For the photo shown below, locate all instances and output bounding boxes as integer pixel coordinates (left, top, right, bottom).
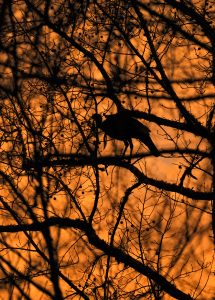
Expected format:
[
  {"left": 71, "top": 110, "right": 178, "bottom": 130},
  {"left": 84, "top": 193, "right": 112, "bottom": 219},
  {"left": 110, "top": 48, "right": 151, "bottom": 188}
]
[{"left": 0, "top": 217, "right": 193, "bottom": 300}]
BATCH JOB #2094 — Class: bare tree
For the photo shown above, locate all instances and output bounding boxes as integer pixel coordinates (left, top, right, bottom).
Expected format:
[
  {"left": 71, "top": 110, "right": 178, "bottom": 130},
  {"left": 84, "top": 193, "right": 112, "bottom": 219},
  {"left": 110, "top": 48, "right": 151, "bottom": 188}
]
[{"left": 0, "top": 0, "right": 214, "bottom": 299}]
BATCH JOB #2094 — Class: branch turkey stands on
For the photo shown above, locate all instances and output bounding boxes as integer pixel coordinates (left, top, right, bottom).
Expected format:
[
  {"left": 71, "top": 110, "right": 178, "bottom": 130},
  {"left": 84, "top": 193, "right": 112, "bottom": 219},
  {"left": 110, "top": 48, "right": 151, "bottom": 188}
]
[{"left": 92, "top": 113, "right": 160, "bottom": 157}]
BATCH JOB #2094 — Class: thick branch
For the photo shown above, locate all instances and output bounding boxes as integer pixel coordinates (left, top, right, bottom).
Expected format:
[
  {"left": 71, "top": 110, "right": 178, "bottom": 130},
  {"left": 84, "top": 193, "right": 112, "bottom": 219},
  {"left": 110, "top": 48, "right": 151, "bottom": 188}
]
[
  {"left": 128, "top": 109, "right": 211, "bottom": 139},
  {"left": 23, "top": 153, "right": 212, "bottom": 201},
  {"left": 0, "top": 217, "right": 193, "bottom": 300}
]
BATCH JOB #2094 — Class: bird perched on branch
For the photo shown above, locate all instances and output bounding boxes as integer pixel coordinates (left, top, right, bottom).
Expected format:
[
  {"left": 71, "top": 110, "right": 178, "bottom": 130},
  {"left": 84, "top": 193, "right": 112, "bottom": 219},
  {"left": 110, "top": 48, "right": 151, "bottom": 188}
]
[{"left": 92, "top": 113, "right": 160, "bottom": 158}]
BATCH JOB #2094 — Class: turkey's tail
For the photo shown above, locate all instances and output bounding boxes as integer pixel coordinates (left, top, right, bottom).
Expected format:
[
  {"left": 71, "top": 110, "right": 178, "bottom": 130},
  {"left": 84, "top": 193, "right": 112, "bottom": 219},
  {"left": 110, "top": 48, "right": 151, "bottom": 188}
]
[{"left": 139, "top": 135, "right": 160, "bottom": 157}]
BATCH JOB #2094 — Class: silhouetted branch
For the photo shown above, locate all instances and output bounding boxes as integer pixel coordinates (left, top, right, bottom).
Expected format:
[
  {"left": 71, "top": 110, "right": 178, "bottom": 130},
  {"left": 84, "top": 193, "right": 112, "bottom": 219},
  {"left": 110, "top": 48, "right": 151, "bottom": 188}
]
[
  {"left": 0, "top": 217, "right": 193, "bottom": 300},
  {"left": 22, "top": 153, "right": 212, "bottom": 200}
]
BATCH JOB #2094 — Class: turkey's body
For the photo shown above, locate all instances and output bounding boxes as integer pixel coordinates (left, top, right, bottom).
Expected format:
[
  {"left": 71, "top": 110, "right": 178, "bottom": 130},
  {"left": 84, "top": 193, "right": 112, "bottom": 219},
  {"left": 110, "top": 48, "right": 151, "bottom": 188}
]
[{"left": 93, "top": 113, "right": 160, "bottom": 157}]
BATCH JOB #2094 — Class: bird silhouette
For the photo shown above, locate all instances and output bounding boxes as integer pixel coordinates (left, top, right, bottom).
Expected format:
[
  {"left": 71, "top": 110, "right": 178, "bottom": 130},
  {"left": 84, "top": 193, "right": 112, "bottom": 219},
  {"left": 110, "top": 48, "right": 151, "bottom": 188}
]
[{"left": 92, "top": 113, "right": 160, "bottom": 158}]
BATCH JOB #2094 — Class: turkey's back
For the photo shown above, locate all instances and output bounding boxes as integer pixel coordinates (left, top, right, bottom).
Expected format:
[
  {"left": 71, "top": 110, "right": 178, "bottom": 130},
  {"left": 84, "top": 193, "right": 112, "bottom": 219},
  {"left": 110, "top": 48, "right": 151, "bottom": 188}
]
[{"left": 101, "top": 114, "right": 150, "bottom": 141}]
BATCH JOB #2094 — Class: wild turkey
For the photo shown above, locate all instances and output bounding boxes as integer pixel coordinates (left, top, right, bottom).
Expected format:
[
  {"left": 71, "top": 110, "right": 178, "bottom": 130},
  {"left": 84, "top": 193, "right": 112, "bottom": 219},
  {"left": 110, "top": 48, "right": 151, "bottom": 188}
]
[{"left": 92, "top": 113, "right": 160, "bottom": 157}]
